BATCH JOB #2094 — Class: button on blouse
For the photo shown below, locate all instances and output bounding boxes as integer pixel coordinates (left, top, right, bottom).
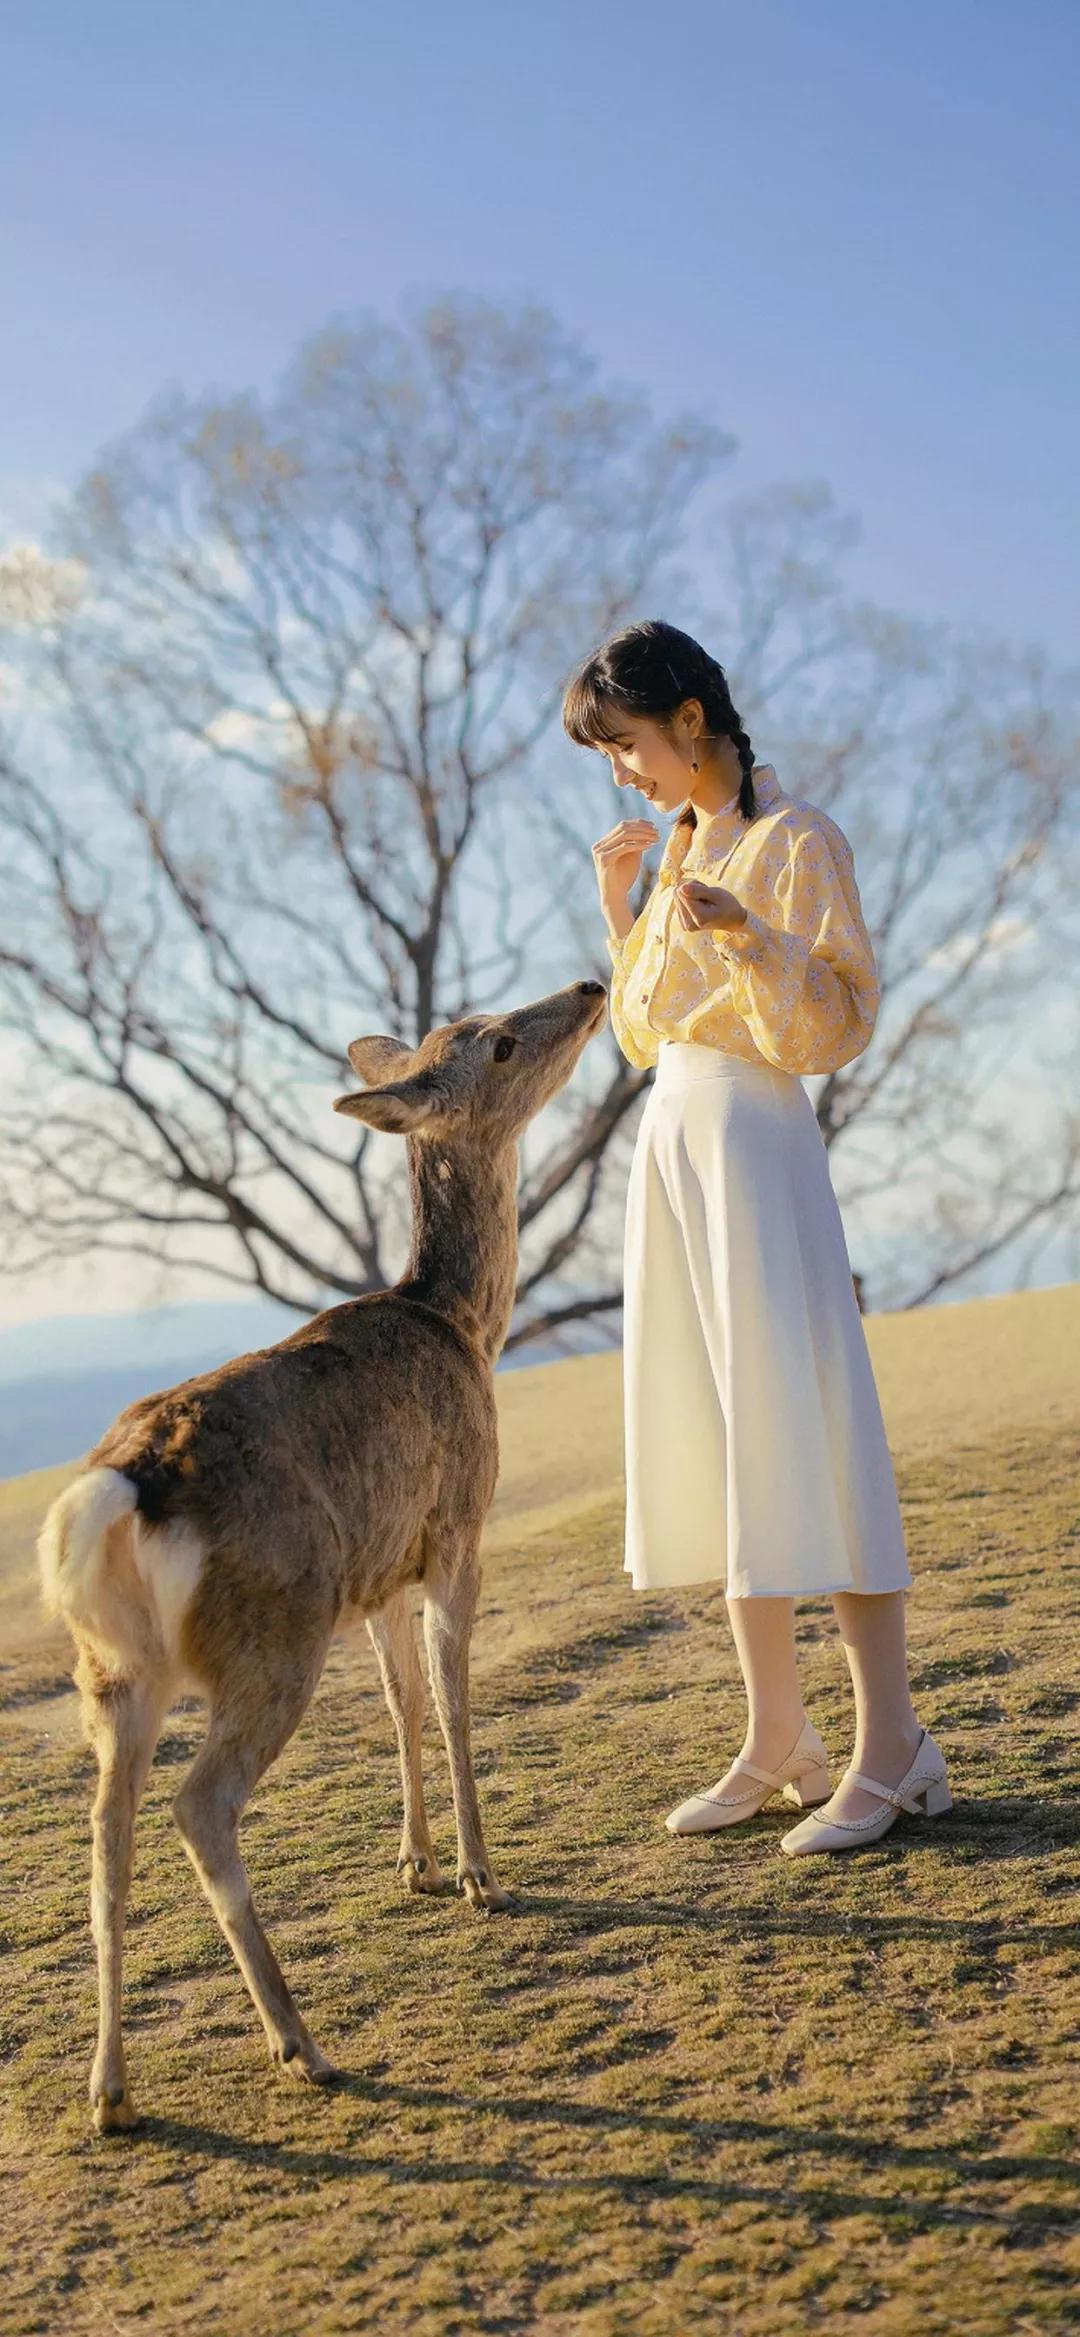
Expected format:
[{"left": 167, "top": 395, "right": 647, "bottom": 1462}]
[{"left": 604, "top": 763, "right": 880, "bottom": 1076}]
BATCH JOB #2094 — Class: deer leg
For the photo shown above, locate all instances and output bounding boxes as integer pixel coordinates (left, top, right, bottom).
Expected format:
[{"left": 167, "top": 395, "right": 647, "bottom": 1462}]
[
  {"left": 366, "top": 1592, "right": 449, "bottom": 1895},
  {"left": 77, "top": 1652, "right": 172, "bottom": 2135},
  {"left": 423, "top": 1559, "right": 512, "bottom": 1913},
  {"left": 171, "top": 1651, "right": 336, "bottom": 2087}
]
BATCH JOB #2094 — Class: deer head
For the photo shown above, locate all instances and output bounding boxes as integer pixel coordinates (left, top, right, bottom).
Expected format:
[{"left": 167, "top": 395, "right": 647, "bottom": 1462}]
[{"left": 332, "top": 982, "right": 607, "bottom": 1145}]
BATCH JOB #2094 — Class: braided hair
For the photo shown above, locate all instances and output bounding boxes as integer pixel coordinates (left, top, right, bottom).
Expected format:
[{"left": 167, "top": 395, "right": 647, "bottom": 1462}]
[{"left": 561, "top": 617, "right": 758, "bottom": 828}]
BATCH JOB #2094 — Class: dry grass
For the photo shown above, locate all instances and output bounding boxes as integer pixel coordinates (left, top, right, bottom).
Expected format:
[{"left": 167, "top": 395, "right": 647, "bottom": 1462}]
[{"left": 1, "top": 1297, "right": 1078, "bottom": 2334}]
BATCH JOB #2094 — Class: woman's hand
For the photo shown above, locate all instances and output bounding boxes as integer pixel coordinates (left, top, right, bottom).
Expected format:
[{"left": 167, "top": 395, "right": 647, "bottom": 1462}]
[
  {"left": 592, "top": 817, "right": 660, "bottom": 917},
  {"left": 674, "top": 878, "right": 749, "bottom": 933}
]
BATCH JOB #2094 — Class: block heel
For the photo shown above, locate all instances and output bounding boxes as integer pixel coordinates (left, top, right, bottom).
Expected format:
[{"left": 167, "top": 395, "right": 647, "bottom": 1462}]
[
  {"left": 781, "top": 1762, "right": 831, "bottom": 1809},
  {"left": 910, "top": 1777, "right": 952, "bottom": 1817}
]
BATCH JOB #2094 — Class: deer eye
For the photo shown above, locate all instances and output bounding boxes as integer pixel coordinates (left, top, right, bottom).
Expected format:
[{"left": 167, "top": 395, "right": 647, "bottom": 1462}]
[{"left": 492, "top": 1033, "right": 517, "bottom": 1063}]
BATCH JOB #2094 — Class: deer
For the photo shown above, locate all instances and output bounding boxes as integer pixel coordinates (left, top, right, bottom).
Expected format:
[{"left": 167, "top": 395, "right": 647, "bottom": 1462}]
[{"left": 37, "top": 978, "right": 609, "bottom": 2133}]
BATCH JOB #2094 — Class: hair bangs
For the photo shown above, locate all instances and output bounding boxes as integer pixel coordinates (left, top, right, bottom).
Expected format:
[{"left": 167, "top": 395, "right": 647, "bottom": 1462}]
[{"left": 561, "top": 661, "right": 635, "bottom": 751}]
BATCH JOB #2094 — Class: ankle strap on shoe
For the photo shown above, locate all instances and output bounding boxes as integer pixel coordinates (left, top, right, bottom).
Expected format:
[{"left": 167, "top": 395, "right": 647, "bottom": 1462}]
[
  {"left": 846, "top": 1769, "right": 907, "bottom": 1809},
  {"left": 736, "top": 1758, "right": 787, "bottom": 1788}
]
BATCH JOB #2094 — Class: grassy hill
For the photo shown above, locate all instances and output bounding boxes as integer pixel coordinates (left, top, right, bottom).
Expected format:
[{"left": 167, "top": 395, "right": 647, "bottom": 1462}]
[{"left": 1, "top": 1287, "right": 1078, "bottom": 2334}]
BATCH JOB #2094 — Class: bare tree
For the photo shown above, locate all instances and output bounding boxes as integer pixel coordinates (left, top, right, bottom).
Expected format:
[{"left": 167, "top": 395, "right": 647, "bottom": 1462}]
[
  {"left": 696, "top": 485, "right": 1080, "bottom": 1304},
  {"left": 0, "top": 296, "right": 730, "bottom": 1347},
  {"left": 1, "top": 295, "right": 1078, "bottom": 1334}
]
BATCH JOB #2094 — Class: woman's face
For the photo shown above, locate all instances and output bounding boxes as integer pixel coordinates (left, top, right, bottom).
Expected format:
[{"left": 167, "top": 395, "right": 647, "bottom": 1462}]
[{"left": 599, "top": 713, "right": 697, "bottom": 815}]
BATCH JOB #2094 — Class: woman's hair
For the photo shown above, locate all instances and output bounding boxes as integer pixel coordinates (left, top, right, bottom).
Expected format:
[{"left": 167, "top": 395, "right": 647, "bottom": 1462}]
[{"left": 561, "top": 617, "right": 758, "bottom": 829}]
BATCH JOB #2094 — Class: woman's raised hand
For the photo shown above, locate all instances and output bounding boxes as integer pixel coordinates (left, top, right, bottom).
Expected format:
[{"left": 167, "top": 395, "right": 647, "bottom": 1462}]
[
  {"left": 592, "top": 816, "right": 660, "bottom": 916},
  {"left": 673, "top": 877, "right": 749, "bottom": 933}
]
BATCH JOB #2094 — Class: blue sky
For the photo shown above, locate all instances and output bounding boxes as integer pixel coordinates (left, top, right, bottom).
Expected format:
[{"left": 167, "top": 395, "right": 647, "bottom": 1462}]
[
  {"left": 1, "top": 1, "right": 1077, "bottom": 1341},
  {"left": 2, "top": 0, "right": 1078, "bottom": 659}
]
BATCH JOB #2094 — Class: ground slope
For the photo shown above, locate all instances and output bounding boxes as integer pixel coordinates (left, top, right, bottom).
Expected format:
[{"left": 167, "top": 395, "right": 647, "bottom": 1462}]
[{"left": 1, "top": 1287, "right": 1078, "bottom": 2334}]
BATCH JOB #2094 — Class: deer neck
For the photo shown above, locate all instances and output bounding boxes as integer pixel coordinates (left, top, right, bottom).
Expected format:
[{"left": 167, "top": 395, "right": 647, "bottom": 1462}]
[{"left": 398, "top": 1133, "right": 521, "bottom": 1367}]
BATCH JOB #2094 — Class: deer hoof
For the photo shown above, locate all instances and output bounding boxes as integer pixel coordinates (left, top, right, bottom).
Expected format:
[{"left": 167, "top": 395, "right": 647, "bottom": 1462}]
[
  {"left": 91, "top": 2084, "right": 141, "bottom": 2135},
  {"left": 398, "top": 1854, "right": 449, "bottom": 1895},
  {"left": 459, "top": 1868, "right": 514, "bottom": 1914},
  {"left": 279, "top": 2036, "right": 338, "bottom": 2087}
]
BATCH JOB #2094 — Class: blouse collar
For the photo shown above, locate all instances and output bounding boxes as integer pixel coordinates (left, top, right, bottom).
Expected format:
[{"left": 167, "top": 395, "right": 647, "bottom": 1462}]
[
  {"left": 694, "top": 761, "right": 781, "bottom": 836},
  {"left": 661, "top": 762, "right": 782, "bottom": 879}
]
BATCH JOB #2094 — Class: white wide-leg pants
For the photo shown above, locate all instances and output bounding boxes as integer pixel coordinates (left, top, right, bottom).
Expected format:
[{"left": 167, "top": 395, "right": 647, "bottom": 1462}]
[{"left": 621, "top": 1038, "right": 912, "bottom": 1599}]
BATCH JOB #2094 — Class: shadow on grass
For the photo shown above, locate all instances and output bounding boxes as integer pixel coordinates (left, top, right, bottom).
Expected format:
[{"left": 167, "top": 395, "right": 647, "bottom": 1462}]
[
  {"left": 490, "top": 1888, "right": 1080, "bottom": 1955},
  {"left": 125, "top": 2093, "right": 1078, "bottom": 2236}
]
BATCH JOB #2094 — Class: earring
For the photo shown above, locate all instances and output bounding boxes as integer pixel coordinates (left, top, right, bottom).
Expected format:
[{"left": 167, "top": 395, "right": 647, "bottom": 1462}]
[{"left": 690, "top": 747, "right": 699, "bottom": 772}]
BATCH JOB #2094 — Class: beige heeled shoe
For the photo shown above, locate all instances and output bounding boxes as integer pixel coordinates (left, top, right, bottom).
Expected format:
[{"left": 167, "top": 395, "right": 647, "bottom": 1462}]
[
  {"left": 779, "top": 1727, "right": 952, "bottom": 1856},
  {"left": 665, "top": 1718, "right": 832, "bottom": 1836}
]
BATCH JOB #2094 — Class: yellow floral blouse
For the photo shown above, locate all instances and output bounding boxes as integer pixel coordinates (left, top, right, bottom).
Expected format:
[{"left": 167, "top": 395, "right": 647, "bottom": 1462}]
[{"left": 605, "top": 763, "right": 880, "bottom": 1077}]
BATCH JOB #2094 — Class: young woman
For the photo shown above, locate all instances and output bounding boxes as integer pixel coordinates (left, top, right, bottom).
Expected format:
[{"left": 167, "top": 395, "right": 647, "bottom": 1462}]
[{"left": 562, "top": 619, "right": 952, "bottom": 1855}]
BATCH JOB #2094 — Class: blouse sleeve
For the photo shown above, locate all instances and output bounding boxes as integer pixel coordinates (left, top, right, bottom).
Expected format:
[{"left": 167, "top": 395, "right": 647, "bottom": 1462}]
[
  {"left": 686, "top": 820, "right": 880, "bottom": 1075},
  {"left": 605, "top": 921, "right": 659, "bottom": 1071}
]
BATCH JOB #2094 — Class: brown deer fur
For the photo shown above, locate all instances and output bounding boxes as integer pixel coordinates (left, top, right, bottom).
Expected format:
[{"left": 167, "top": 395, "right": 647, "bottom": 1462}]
[{"left": 38, "top": 980, "right": 609, "bottom": 2132}]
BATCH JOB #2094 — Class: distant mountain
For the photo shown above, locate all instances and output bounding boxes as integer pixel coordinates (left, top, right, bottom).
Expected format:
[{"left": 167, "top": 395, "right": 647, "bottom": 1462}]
[
  {"left": 0, "top": 1356, "right": 236, "bottom": 1477},
  {"left": 0, "top": 1298, "right": 298, "bottom": 1388},
  {"left": 0, "top": 1293, "right": 615, "bottom": 1477}
]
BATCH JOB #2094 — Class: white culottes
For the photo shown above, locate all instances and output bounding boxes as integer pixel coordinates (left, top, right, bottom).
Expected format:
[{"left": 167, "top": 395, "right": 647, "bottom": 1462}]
[{"left": 621, "top": 1039, "right": 913, "bottom": 1599}]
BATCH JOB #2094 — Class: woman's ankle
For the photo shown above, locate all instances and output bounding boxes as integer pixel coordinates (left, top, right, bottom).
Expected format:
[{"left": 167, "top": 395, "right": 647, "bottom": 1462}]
[
  {"left": 850, "top": 1714, "right": 923, "bottom": 1780},
  {"left": 740, "top": 1712, "right": 808, "bottom": 1767}
]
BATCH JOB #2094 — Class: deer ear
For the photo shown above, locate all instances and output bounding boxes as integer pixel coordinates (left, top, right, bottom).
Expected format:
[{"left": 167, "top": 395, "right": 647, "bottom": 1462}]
[
  {"left": 333, "top": 1076, "right": 447, "bottom": 1135},
  {"left": 346, "top": 1034, "right": 416, "bottom": 1085}
]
